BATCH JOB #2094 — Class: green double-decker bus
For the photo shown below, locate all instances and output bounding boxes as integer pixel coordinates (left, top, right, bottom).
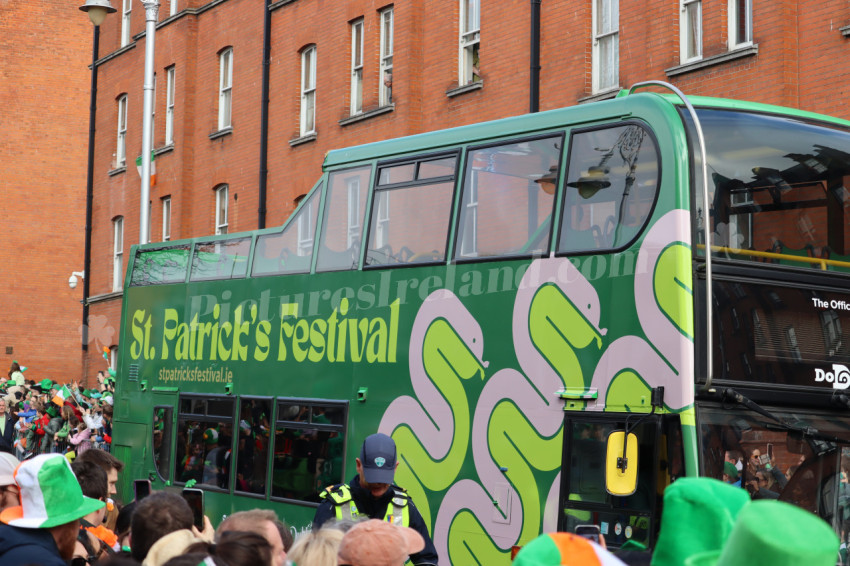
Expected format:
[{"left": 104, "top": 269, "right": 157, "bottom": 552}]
[{"left": 113, "top": 81, "right": 850, "bottom": 562}]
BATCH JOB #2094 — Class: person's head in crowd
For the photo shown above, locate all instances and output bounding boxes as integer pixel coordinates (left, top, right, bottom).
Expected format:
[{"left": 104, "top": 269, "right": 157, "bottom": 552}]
[
  {"left": 0, "top": 454, "right": 105, "bottom": 561},
  {"left": 114, "top": 500, "right": 137, "bottom": 551},
  {"left": 684, "top": 499, "right": 838, "bottom": 566},
  {"left": 130, "top": 491, "right": 194, "bottom": 563},
  {"left": 356, "top": 433, "right": 398, "bottom": 499},
  {"left": 288, "top": 527, "right": 344, "bottom": 566},
  {"left": 216, "top": 509, "right": 290, "bottom": 566},
  {"left": 336, "top": 519, "right": 424, "bottom": 566},
  {"left": 187, "top": 531, "right": 272, "bottom": 566},
  {"left": 71, "top": 460, "right": 108, "bottom": 512},
  {"left": 513, "top": 532, "right": 627, "bottom": 566},
  {"left": 162, "top": 553, "right": 224, "bottom": 566},
  {"left": 0, "top": 453, "right": 20, "bottom": 512},
  {"left": 76, "top": 448, "right": 124, "bottom": 498},
  {"left": 721, "top": 461, "right": 739, "bottom": 484},
  {"left": 650, "top": 478, "right": 750, "bottom": 566}
]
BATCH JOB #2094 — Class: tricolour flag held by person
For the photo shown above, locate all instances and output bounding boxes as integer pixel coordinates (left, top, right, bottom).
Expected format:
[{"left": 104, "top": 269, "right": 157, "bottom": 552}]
[
  {"left": 52, "top": 386, "right": 74, "bottom": 407},
  {"left": 135, "top": 151, "right": 157, "bottom": 186}
]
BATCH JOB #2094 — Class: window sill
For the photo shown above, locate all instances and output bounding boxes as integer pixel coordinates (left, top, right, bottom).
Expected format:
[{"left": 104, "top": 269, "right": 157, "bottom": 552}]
[
  {"left": 155, "top": 144, "right": 174, "bottom": 157},
  {"left": 339, "top": 104, "right": 395, "bottom": 126},
  {"left": 842, "top": 24, "right": 850, "bottom": 37},
  {"left": 665, "top": 45, "right": 758, "bottom": 77},
  {"left": 289, "top": 132, "right": 317, "bottom": 147},
  {"left": 446, "top": 81, "right": 483, "bottom": 98},
  {"left": 209, "top": 127, "right": 232, "bottom": 141},
  {"left": 108, "top": 165, "right": 127, "bottom": 177},
  {"left": 578, "top": 87, "right": 622, "bottom": 104}
]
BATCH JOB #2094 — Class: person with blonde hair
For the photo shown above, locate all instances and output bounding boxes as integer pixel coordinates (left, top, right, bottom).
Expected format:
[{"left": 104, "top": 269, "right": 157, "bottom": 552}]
[{"left": 287, "top": 527, "right": 344, "bottom": 566}]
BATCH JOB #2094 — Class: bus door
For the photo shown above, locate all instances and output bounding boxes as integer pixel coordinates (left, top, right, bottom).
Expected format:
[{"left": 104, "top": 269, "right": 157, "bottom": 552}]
[
  {"left": 149, "top": 388, "right": 177, "bottom": 487},
  {"left": 558, "top": 414, "right": 667, "bottom": 549}
]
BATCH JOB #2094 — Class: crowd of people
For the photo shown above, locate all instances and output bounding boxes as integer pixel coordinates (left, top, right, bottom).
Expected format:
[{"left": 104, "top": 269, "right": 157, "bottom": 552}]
[{"left": 0, "top": 361, "right": 843, "bottom": 565}]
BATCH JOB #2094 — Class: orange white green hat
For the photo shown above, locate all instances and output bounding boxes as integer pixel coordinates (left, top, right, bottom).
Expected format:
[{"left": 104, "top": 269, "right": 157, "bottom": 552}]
[
  {"left": 0, "top": 453, "right": 104, "bottom": 528},
  {"left": 513, "top": 533, "right": 627, "bottom": 566}
]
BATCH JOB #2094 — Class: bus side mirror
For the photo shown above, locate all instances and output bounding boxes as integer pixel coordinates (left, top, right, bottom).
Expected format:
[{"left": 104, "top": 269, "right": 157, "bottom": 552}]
[{"left": 606, "top": 430, "right": 638, "bottom": 496}]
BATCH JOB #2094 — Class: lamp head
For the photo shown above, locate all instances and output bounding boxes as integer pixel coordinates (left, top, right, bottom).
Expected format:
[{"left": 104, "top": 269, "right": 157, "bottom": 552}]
[
  {"left": 80, "top": 0, "right": 117, "bottom": 26},
  {"left": 69, "top": 274, "right": 78, "bottom": 289}
]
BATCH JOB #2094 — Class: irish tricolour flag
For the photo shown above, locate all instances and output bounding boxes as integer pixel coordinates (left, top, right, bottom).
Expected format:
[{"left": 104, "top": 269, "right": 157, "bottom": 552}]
[
  {"left": 135, "top": 151, "right": 156, "bottom": 186},
  {"left": 52, "top": 386, "right": 73, "bottom": 407}
]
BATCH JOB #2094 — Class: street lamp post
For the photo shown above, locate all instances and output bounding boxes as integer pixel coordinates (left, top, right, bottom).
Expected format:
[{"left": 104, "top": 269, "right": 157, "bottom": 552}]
[
  {"left": 140, "top": 0, "right": 160, "bottom": 245},
  {"left": 79, "top": 0, "right": 116, "bottom": 361}
]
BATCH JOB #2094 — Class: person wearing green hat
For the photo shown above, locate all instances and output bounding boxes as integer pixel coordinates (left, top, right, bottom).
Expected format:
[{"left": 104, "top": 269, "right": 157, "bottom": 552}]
[
  {"left": 685, "top": 499, "right": 839, "bottom": 566},
  {"left": 651, "top": 478, "right": 750, "bottom": 566},
  {"left": 722, "top": 461, "right": 741, "bottom": 487},
  {"left": 514, "top": 532, "right": 627, "bottom": 566},
  {"left": 0, "top": 453, "right": 105, "bottom": 566},
  {"left": 7, "top": 362, "right": 25, "bottom": 387}
]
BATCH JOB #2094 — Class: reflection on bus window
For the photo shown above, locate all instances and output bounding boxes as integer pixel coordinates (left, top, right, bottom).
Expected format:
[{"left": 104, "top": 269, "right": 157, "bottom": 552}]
[
  {"left": 174, "top": 396, "right": 235, "bottom": 491},
  {"left": 559, "top": 124, "right": 658, "bottom": 253},
  {"left": 152, "top": 406, "right": 172, "bottom": 482},
  {"left": 235, "top": 398, "right": 271, "bottom": 495},
  {"left": 699, "top": 405, "right": 850, "bottom": 535},
  {"left": 190, "top": 237, "right": 251, "bottom": 281},
  {"left": 686, "top": 109, "right": 850, "bottom": 272},
  {"left": 456, "top": 135, "right": 562, "bottom": 259},
  {"left": 130, "top": 244, "right": 191, "bottom": 286},
  {"left": 317, "top": 167, "right": 371, "bottom": 271},
  {"left": 272, "top": 400, "right": 346, "bottom": 503},
  {"left": 366, "top": 154, "right": 457, "bottom": 266},
  {"left": 252, "top": 188, "right": 321, "bottom": 276}
]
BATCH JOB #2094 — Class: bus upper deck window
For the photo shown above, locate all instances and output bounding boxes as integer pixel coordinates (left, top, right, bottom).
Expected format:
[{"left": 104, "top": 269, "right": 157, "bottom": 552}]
[
  {"left": 317, "top": 167, "right": 372, "bottom": 272},
  {"left": 558, "top": 124, "right": 658, "bottom": 254},
  {"left": 455, "top": 135, "right": 563, "bottom": 260}
]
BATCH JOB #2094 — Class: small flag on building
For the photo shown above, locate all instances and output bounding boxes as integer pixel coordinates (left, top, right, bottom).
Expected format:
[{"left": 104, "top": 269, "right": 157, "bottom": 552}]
[{"left": 135, "top": 151, "right": 157, "bottom": 186}]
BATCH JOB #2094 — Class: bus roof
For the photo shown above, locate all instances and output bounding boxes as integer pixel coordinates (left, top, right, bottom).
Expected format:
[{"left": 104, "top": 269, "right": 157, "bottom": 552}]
[{"left": 323, "top": 90, "right": 850, "bottom": 169}]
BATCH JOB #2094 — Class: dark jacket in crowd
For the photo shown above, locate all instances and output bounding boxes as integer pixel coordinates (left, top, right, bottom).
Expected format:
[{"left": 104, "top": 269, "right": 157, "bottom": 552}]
[
  {"left": 0, "top": 414, "right": 15, "bottom": 453},
  {"left": 0, "top": 522, "right": 68, "bottom": 566}
]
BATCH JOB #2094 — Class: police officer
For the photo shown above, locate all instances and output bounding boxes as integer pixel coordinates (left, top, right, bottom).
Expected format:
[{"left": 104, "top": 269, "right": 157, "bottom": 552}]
[{"left": 312, "top": 433, "right": 438, "bottom": 565}]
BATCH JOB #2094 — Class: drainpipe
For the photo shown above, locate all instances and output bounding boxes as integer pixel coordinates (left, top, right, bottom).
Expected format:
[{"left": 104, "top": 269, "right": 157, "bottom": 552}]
[
  {"left": 258, "top": 0, "right": 271, "bottom": 228},
  {"left": 530, "top": 0, "right": 541, "bottom": 113}
]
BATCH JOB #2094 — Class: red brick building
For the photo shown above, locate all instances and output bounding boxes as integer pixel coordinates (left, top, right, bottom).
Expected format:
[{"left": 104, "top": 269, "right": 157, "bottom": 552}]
[
  {"left": 0, "top": 2, "right": 92, "bottom": 382},
  {"left": 13, "top": 0, "right": 850, "bottom": 382}
]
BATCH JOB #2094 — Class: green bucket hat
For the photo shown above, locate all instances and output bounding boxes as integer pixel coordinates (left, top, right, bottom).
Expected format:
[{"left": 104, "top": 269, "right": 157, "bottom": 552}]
[
  {"left": 0, "top": 454, "right": 104, "bottom": 528},
  {"left": 650, "top": 478, "right": 750, "bottom": 566},
  {"left": 685, "top": 500, "right": 838, "bottom": 566}
]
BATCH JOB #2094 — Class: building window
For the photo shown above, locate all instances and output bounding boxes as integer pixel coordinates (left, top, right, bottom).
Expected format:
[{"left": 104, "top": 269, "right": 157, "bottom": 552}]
[
  {"left": 162, "top": 197, "right": 171, "bottom": 241},
  {"left": 681, "top": 0, "right": 702, "bottom": 62},
  {"left": 218, "top": 48, "right": 233, "bottom": 131},
  {"left": 459, "top": 0, "right": 480, "bottom": 84},
  {"left": 165, "top": 66, "right": 175, "bottom": 145},
  {"left": 170, "top": 0, "right": 178, "bottom": 17},
  {"left": 300, "top": 46, "right": 317, "bottom": 135},
  {"left": 374, "top": 191, "right": 390, "bottom": 249},
  {"left": 350, "top": 19, "right": 364, "bottom": 115},
  {"left": 116, "top": 94, "right": 128, "bottom": 167},
  {"left": 728, "top": 0, "right": 752, "bottom": 49},
  {"left": 379, "top": 7, "right": 394, "bottom": 106},
  {"left": 347, "top": 178, "right": 361, "bottom": 248},
  {"left": 215, "top": 185, "right": 228, "bottom": 235},
  {"left": 121, "top": 0, "right": 131, "bottom": 47},
  {"left": 113, "top": 217, "right": 124, "bottom": 292},
  {"left": 592, "top": 0, "right": 619, "bottom": 93}
]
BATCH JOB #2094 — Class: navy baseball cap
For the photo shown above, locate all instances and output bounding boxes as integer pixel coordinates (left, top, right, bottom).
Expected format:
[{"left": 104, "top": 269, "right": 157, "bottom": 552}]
[{"left": 360, "top": 433, "right": 397, "bottom": 485}]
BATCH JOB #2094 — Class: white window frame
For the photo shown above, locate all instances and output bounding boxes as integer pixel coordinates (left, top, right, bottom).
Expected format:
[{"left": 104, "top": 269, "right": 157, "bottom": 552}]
[
  {"left": 347, "top": 178, "right": 361, "bottom": 248},
  {"left": 459, "top": 0, "right": 480, "bottom": 85},
  {"left": 375, "top": 191, "right": 390, "bottom": 249},
  {"left": 113, "top": 217, "right": 124, "bottom": 292},
  {"left": 379, "top": 7, "right": 394, "bottom": 106},
  {"left": 300, "top": 46, "right": 317, "bottom": 135},
  {"left": 297, "top": 198, "right": 314, "bottom": 256},
  {"left": 592, "top": 0, "right": 619, "bottom": 93},
  {"left": 162, "top": 196, "right": 171, "bottom": 241},
  {"left": 109, "top": 346, "right": 118, "bottom": 373},
  {"left": 121, "top": 0, "right": 131, "bottom": 47},
  {"left": 170, "top": 0, "right": 178, "bottom": 17},
  {"left": 680, "top": 0, "right": 702, "bottom": 63},
  {"left": 350, "top": 19, "right": 364, "bottom": 115},
  {"left": 218, "top": 48, "right": 233, "bottom": 131},
  {"left": 215, "top": 185, "right": 229, "bottom": 235},
  {"left": 728, "top": 0, "right": 752, "bottom": 49},
  {"left": 165, "top": 66, "right": 175, "bottom": 145},
  {"left": 116, "top": 94, "right": 128, "bottom": 167}
]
